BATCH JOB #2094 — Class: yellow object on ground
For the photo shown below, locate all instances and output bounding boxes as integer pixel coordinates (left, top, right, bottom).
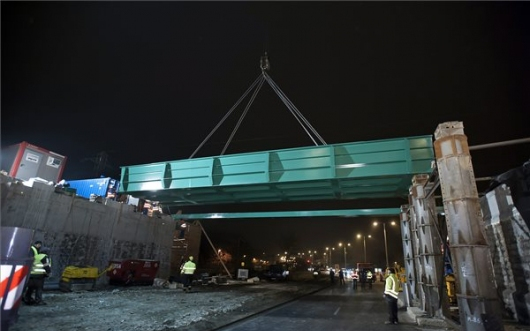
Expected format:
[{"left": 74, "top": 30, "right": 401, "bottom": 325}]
[
  {"left": 59, "top": 265, "right": 113, "bottom": 292},
  {"left": 61, "top": 266, "right": 99, "bottom": 280}
]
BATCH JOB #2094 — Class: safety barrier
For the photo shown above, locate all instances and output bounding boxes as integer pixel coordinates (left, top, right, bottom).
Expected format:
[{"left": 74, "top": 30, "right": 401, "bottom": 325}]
[{"left": 1, "top": 227, "right": 34, "bottom": 331}]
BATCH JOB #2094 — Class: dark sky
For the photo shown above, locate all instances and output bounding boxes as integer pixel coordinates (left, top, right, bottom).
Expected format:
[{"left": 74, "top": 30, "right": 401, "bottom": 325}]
[{"left": 2, "top": 2, "right": 529, "bottom": 265}]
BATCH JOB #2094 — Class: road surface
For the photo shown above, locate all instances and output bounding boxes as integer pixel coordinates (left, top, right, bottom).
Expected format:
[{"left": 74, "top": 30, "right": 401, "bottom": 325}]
[{"left": 217, "top": 280, "right": 417, "bottom": 331}]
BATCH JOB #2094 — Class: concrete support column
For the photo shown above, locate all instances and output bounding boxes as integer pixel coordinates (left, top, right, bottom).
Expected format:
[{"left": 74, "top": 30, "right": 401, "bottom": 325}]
[
  {"left": 410, "top": 174, "right": 444, "bottom": 318},
  {"left": 434, "top": 121, "right": 504, "bottom": 331},
  {"left": 400, "top": 204, "right": 418, "bottom": 307}
]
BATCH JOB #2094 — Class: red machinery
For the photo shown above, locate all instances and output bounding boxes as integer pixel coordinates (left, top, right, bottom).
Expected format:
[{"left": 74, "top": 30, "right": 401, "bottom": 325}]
[{"left": 107, "top": 259, "right": 159, "bottom": 286}]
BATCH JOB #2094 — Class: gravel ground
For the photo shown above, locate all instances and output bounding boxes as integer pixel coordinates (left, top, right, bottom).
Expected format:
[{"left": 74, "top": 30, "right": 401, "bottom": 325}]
[
  {"left": 9, "top": 279, "right": 529, "bottom": 331},
  {"left": 9, "top": 279, "right": 326, "bottom": 331}
]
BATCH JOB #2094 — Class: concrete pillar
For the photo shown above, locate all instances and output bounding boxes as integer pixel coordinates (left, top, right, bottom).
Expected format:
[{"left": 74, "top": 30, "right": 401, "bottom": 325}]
[
  {"left": 410, "top": 174, "right": 444, "bottom": 318},
  {"left": 434, "top": 121, "right": 504, "bottom": 331},
  {"left": 400, "top": 204, "right": 418, "bottom": 307}
]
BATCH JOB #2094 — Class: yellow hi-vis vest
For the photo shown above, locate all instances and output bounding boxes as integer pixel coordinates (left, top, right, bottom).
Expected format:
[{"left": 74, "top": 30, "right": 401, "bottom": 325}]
[
  {"left": 384, "top": 273, "right": 400, "bottom": 299},
  {"left": 182, "top": 260, "right": 196, "bottom": 275},
  {"left": 31, "top": 253, "right": 50, "bottom": 275},
  {"left": 31, "top": 245, "right": 39, "bottom": 257}
]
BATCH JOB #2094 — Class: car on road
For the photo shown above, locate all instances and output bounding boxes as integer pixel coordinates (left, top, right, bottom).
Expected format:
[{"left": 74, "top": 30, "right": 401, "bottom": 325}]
[{"left": 261, "top": 265, "right": 289, "bottom": 281}]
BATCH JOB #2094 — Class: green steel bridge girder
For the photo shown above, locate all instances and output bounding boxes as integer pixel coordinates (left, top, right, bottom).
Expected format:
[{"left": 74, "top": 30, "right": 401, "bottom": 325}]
[
  {"left": 173, "top": 208, "right": 402, "bottom": 220},
  {"left": 174, "top": 206, "right": 446, "bottom": 219},
  {"left": 119, "top": 135, "right": 435, "bottom": 208}
]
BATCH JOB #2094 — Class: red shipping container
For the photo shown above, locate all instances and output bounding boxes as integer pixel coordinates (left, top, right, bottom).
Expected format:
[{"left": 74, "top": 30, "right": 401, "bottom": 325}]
[{"left": 107, "top": 259, "right": 159, "bottom": 286}]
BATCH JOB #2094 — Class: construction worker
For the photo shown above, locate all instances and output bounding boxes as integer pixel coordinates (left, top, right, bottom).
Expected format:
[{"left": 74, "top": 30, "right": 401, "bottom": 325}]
[
  {"left": 24, "top": 246, "right": 51, "bottom": 305},
  {"left": 352, "top": 269, "right": 359, "bottom": 289},
  {"left": 366, "top": 269, "right": 373, "bottom": 289},
  {"left": 384, "top": 267, "right": 400, "bottom": 324},
  {"left": 181, "top": 256, "right": 196, "bottom": 292},
  {"left": 30, "top": 240, "right": 42, "bottom": 257},
  {"left": 360, "top": 269, "right": 366, "bottom": 288},
  {"left": 177, "top": 219, "right": 187, "bottom": 240},
  {"left": 22, "top": 241, "right": 42, "bottom": 305}
]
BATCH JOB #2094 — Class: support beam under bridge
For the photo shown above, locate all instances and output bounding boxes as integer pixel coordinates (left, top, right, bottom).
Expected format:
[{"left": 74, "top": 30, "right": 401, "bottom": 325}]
[{"left": 174, "top": 208, "right": 402, "bottom": 219}]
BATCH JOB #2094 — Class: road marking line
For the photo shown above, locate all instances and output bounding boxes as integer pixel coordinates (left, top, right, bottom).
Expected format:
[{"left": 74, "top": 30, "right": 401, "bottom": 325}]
[{"left": 334, "top": 307, "right": 341, "bottom": 315}]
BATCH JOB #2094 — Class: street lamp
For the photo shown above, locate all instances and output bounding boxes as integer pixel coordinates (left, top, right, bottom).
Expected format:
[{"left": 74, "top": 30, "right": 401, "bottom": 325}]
[
  {"left": 357, "top": 234, "right": 371, "bottom": 262},
  {"left": 374, "top": 221, "right": 396, "bottom": 268},
  {"left": 326, "top": 247, "right": 335, "bottom": 267},
  {"left": 325, "top": 247, "right": 330, "bottom": 266},
  {"left": 338, "top": 242, "right": 351, "bottom": 268}
]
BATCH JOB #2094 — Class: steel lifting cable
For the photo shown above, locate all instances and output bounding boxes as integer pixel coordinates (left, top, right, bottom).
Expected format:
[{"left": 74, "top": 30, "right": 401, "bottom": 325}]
[
  {"left": 190, "top": 55, "right": 328, "bottom": 158},
  {"left": 263, "top": 72, "right": 325, "bottom": 144},
  {"left": 189, "top": 74, "right": 264, "bottom": 159},
  {"left": 264, "top": 74, "right": 319, "bottom": 146},
  {"left": 263, "top": 72, "right": 327, "bottom": 145},
  {"left": 264, "top": 72, "right": 319, "bottom": 139},
  {"left": 221, "top": 75, "right": 266, "bottom": 155},
  {"left": 269, "top": 83, "right": 318, "bottom": 146}
]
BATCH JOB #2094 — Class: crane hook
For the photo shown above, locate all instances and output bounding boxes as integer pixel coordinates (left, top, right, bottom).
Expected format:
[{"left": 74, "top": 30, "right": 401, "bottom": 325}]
[{"left": 260, "top": 52, "right": 270, "bottom": 72}]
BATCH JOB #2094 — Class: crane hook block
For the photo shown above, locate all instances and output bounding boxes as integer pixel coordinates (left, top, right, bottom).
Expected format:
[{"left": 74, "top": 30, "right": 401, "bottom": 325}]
[{"left": 260, "top": 52, "right": 270, "bottom": 72}]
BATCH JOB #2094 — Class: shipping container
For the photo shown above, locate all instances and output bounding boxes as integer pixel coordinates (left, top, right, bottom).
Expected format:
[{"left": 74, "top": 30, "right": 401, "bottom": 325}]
[
  {"left": 66, "top": 177, "right": 120, "bottom": 200},
  {"left": 0, "top": 141, "right": 67, "bottom": 182}
]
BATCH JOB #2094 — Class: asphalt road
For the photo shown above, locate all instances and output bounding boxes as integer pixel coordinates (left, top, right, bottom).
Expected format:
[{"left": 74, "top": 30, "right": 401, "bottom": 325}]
[{"left": 217, "top": 280, "right": 417, "bottom": 331}]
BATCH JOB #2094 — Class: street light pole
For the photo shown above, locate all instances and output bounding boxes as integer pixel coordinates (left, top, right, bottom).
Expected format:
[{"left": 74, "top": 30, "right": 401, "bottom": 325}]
[
  {"left": 374, "top": 221, "right": 395, "bottom": 268},
  {"left": 363, "top": 236, "right": 367, "bottom": 262},
  {"left": 383, "top": 223, "right": 389, "bottom": 268},
  {"left": 339, "top": 243, "right": 348, "bottom": 268},
  {"left": 357, "top": 234, "right": 371, "bottom": 262},
  {"left": 344, "top": 246, "right": 347, "bottom": 268},
  {"left": 326, "top": 247, "right": 333, "bottom": 267}
]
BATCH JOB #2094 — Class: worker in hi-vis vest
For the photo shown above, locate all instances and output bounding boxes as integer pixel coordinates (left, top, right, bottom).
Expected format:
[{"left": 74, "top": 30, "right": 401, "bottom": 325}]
[
  {"left": 24, "top": 245, "right": 51, "bottom": 305},
  {"left": 352, "top": 269, "right": 359, "bottom": 289},
  {"left": 181, "top": 256, "right": 196, "bottom": 292},
  {"left": 384, "top": 267, "right": 400, "bottom": 325},
  {"left": 366, "top": 270, "right": 373, "bottom": 289}
]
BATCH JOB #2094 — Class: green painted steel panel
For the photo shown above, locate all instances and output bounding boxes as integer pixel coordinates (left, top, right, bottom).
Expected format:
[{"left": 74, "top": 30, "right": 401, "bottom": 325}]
[
  {"left": 175, "top": 208, "right": 402, "bottom": 219},
  {"left": 119, "top": 135, "right": 434, "bottom": 207}
]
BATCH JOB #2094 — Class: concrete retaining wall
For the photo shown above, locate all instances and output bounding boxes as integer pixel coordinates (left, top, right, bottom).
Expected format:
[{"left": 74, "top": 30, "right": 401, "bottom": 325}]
[{"left": 1, "top": 175, "right": 176, "bottom": 285}]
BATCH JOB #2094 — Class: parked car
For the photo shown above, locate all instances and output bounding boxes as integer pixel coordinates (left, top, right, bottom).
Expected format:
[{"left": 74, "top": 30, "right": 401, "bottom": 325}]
[
  {"left": 319, "top": 268, "right": 330, "bottom": 276},
  {"left": 261, "top": 265, "right": 289, "bottom": 281}
]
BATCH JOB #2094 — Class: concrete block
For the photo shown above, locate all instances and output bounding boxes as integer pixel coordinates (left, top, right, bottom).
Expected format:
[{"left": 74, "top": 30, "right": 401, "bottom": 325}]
[{"left": 406, "top": 307, "right": 454, "bottom": 329}]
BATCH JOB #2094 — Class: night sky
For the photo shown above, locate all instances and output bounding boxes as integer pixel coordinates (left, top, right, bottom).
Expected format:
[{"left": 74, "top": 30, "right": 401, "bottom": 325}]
[{"left": 2, "top": 2, "right": 529, "bottom": 265}]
